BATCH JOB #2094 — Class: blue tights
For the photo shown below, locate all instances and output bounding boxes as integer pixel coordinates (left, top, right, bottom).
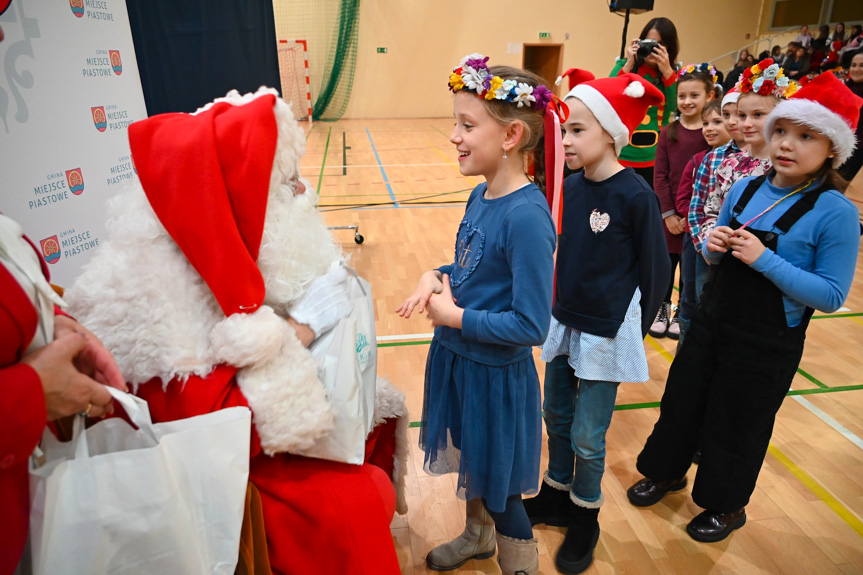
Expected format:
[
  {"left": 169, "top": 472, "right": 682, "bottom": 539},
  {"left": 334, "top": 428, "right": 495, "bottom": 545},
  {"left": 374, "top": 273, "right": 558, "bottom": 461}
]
[{"left": 483, "top": 494, "right": 533, "bottom": 540}]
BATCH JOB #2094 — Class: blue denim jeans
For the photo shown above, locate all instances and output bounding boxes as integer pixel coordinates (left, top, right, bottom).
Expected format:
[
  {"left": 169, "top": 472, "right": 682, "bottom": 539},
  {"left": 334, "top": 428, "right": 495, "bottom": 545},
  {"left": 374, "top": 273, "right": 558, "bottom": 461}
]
[{"left": 542, "top": 356, "right": 620, "bottom": 503}]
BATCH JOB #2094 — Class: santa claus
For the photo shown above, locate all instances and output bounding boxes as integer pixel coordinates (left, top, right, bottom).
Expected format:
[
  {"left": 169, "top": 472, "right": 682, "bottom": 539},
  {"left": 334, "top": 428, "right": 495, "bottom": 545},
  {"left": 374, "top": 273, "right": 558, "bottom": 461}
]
[{"left": 65, "top": 87, "right": 407, "bottom": 575}]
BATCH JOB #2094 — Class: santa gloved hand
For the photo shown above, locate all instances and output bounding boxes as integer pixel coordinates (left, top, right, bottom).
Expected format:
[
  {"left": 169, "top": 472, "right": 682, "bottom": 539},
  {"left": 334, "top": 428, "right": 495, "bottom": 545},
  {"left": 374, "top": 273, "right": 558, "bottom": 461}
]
[{"left": 289, "top": 261, "right": 353, "bottom": 339}]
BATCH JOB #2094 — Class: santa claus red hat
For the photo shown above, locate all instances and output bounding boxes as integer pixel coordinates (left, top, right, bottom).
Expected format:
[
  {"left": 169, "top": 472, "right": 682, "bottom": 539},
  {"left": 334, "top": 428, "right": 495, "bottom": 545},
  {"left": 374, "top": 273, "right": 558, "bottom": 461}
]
[
  {"left": 128, "top": 90, "right": 295, "bottom": 367},
  {"left": 764, "top": 71, "right": 863, "bottom": 166},
  {"left": 721, "top": 86, "right": 740, "bottom": 109},
  {"left": 555, "top": 68, "right": 596, "bottom": 91},
  {"left": 564, "top": 73, "right": 665, "bottom": 155}
]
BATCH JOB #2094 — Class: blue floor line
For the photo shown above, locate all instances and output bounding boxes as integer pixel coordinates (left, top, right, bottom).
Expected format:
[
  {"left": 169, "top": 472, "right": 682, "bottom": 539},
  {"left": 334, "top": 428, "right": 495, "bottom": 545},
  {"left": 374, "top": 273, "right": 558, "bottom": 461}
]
[{"left": 365, "top": 127, "right": 398, "bottom": 206}]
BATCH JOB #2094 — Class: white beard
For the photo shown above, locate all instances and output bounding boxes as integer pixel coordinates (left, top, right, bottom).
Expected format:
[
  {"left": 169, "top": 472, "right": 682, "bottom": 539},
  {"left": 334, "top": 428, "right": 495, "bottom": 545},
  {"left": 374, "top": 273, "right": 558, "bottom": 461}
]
[{"left": 259, "top": 182, "right": 344, "bottom": 318}]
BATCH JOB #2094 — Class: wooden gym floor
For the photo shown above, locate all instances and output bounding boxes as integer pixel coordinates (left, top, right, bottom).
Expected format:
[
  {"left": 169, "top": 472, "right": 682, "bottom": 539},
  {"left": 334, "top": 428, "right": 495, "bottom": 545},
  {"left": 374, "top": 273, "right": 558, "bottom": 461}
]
[{"left": 302, "top": 118, "right": 863, "bottom": 575}]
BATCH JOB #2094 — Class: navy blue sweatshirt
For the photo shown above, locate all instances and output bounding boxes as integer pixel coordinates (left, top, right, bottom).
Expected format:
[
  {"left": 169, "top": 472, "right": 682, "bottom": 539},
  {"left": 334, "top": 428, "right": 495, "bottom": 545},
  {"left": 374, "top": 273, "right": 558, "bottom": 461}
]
[{"left": 552, "top": 168, "right": 669, "bottom": 338}]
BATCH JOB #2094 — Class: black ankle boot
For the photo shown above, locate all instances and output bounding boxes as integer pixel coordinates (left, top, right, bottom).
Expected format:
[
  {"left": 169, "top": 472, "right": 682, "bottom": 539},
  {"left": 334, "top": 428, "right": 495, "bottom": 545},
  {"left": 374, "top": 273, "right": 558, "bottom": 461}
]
[
  {"left": 522, "top": 477, "right": 570, "bottom": 526},
  {"left": 554, "top": 499, "right": 599, "bottom": 575}
]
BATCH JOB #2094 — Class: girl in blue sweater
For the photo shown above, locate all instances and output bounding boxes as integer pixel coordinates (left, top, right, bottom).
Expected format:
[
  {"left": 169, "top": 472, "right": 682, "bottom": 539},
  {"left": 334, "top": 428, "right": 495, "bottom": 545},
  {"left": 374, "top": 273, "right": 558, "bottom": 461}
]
[
  {"left": 396, "top": 55, "right": 557, "bottom": 575},
  {"left": 628, "top": 72, "right": 862, "bottom": 543},
  {"left": 521, "top": 73, "right": 670, "bottom": 575}
]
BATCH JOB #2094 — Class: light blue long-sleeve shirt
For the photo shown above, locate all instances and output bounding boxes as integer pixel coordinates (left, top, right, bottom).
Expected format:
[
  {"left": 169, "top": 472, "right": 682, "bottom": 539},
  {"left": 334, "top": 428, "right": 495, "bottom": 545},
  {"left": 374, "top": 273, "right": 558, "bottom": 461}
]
[{"left": 706, "top": 175, "right": 860, "bottom": 326}]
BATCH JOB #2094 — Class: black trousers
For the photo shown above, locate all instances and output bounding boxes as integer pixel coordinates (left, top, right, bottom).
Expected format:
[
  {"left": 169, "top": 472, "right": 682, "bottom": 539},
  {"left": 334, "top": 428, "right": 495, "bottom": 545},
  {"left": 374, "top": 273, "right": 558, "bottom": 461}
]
[{"left": 635, "top": 305, "right": 805, "bottom": 512}]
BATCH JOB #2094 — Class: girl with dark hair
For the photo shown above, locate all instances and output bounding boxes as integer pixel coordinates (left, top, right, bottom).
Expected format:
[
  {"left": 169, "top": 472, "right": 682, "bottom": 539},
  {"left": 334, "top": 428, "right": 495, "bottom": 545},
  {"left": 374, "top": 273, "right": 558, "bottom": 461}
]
[
  {"left": 628, "top": 72, "right": 861, "bottom": 544},
  {"left": 610, "top": 17, "right": 679, "bottom": 188},
  {"left": 839, "top": 50, "right": 863, "bottom": 181},
  {"left": 649, "top": 65, "right": 717, "bottom": 339}
]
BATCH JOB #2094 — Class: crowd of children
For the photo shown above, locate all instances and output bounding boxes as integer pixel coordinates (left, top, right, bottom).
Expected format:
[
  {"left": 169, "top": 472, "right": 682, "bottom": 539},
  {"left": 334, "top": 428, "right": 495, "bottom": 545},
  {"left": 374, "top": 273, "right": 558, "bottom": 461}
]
[{"left": 399, "top": 16, "right": 863, "bottom": 575}]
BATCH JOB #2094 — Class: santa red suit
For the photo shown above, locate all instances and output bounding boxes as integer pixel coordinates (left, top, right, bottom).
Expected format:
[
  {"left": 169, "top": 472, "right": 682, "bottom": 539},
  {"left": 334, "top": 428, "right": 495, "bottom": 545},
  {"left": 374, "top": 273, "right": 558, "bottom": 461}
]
[
  {"left": 66, "top": 88, "right": 406, "bottom": 575},
  {"left": 0, "top": 219, "right": 60, "bottom": 575}
]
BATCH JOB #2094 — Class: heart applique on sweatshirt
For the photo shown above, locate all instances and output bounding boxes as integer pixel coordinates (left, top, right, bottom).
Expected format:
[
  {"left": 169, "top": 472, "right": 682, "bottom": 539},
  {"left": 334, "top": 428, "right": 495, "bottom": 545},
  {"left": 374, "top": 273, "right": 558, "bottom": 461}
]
[{"left": 589, "top": 209, "right": 610, "bottom": 234}]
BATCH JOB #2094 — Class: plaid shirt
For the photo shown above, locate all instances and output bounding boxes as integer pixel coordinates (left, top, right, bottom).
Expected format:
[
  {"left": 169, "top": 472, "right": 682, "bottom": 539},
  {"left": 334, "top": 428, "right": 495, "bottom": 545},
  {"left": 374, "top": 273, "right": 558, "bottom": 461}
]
[{"left": 688, "top": 140, "right": 741, "bottom": 252}]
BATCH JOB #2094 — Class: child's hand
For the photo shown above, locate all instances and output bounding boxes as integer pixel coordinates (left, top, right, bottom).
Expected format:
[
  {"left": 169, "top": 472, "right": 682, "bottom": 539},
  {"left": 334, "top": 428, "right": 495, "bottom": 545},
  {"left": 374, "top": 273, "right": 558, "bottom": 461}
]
[
  {"left": 396, "top": 270, "right": 443, "bottom": 319},
  {"left": 728, "top": 228, "right": 766, "bottom": 265},
  {"left": 664, "top": 214, "right": 686, "bottom": 235},
  {"left": 426, "top": 274, "right": 463, "bottom": 329},
  {"left": 706, "top": 225, "right": 734, "bottom": 253}
]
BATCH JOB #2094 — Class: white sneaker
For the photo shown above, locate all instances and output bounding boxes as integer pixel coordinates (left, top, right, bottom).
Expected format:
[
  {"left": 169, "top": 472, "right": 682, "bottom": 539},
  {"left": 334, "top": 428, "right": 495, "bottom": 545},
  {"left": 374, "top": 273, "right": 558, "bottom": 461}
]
[{"left": 648, "top": 303, "right": 670, "bottom": 338}]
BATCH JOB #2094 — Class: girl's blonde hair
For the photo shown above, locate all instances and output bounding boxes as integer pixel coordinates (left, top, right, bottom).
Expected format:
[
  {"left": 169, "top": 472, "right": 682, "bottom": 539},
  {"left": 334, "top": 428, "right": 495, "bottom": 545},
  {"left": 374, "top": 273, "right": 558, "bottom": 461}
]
[{"left": 481, "top": 65, "right": 549, "bottom": 194}]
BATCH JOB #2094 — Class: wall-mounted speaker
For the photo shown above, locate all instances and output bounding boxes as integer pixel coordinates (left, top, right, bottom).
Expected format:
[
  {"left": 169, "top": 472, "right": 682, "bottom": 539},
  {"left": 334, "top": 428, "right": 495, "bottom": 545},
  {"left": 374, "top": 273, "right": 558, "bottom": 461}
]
[{"left": 609, "top": 0, "right": 654, "bottom": 14}]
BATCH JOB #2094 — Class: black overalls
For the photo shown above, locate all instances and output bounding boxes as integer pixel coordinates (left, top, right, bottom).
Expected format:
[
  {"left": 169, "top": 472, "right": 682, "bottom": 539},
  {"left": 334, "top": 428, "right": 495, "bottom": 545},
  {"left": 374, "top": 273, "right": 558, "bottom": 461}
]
[{"left": 635, "top": 175, "right": 832, "bottom": 513}]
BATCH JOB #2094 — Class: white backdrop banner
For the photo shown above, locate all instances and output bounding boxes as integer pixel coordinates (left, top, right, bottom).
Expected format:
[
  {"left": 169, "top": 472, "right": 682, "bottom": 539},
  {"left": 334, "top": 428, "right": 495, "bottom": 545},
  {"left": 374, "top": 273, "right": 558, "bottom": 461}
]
[{"left": 0, "top": 0, "right": 147, "bottom": 287}]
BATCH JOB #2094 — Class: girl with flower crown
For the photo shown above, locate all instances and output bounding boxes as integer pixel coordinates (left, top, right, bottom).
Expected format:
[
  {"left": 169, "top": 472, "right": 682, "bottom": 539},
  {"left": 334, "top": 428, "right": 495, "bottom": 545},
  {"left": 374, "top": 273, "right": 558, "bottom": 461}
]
[
  {"left": 628, "top": 71, "right": 861, "bottom": 543},
  {"left": 648, "top": 64, "right": 718, "bottom": 342},
  {"left": 396, "top": 54, "right": 557, "bottom": 575},
  {"left": 700, "top": 59, "right": 798, "bottom": 259}
]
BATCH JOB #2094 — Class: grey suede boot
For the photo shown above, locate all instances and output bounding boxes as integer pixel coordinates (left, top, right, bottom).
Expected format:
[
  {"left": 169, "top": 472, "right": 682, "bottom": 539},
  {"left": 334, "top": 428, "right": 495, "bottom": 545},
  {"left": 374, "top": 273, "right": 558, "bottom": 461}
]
[
  {"left": 426, "top": 498, "right": 496, "bottom": 571},
  {"left": 495, "top": 533, "right": 539, "bottom": 575}
]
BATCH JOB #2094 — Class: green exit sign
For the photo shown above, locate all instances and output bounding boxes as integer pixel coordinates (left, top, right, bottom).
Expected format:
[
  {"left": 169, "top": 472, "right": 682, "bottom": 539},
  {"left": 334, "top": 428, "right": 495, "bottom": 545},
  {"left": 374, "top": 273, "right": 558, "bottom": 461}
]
[
  {"left": 538, "top": 32, "right": 551, "bottom": 38},
  {"left": 377, "top": 47, "right": 388, "bottom": 53}
]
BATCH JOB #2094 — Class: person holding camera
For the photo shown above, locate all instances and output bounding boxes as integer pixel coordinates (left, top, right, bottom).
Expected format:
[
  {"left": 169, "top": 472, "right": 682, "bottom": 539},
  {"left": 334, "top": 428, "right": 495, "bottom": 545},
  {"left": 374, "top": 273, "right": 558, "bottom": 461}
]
[
  {"left": 610, "top": 17, "right": 679, "bottom": 191},
  {"left": 610, "top": 17, "right": 679, "bottom": 338}
]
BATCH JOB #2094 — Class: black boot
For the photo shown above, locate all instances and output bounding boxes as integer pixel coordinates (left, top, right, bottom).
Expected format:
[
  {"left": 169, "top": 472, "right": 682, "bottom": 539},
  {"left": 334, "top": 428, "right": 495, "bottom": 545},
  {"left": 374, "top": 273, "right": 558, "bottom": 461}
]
[
  {"left": 554, "top": 499, "right": 600, "bottom": 575},
  {"left": 522, "top": 476, "right": 570, "bottom": 526}
]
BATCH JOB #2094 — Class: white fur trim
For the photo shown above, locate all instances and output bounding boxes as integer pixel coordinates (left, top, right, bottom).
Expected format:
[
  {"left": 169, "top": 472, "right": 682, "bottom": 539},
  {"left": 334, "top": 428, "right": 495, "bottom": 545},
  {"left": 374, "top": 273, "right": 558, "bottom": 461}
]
[
  {"left": 210, "top": 306, "right": 284, "bottom": 367},
  {"left": 373, "top": 377, "right": 410, "bottom": 515},
  {"left": 236, "top": 321, "right": 335, "bottom": 454},
  {"left": 623, "top": 80, "right": 645, "bottom": 98},
  {"left": 542, "top": 470, "right": 571, "bottom": 491},
  {"left": 765, "top": 98, "right": 857, "bottom": 165},
  {"left": 721, "top": 91, "right": 740, "bottom": 109},
  {"left": 555, "top": 75, "right": 563, "bottom": 86},
  {"left": 570, "top": 491, "right": 605, "bottom": 509},
  {"left": 566, "top": 84, "right": 630, "bottom": 156}
]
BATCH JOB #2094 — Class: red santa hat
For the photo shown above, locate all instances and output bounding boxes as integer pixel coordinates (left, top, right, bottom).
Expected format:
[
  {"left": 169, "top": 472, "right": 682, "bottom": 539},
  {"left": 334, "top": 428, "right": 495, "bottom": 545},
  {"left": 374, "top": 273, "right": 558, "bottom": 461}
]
[
  {"left": 764, "top": 71, "right": 863, "bottom": 166},
  {"left": 563, "top": 73, "right": 665, "bottom": 155},
  {"left": 721, "top": 86, "right": 740, "bottom": 109},
  {"left": 555, "top": 68, "right": 596, "bottom": 91},
  {"left": 128, "top": 93, "right": 287, "bottom": 367}
]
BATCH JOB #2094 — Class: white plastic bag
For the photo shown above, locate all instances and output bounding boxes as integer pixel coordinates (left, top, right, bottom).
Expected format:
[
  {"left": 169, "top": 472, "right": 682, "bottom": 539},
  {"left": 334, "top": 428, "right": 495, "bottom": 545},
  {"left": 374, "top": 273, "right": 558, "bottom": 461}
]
[
  {"left": 29, "top": 387, "right": 251, "bottom": 575},
  {"left": 301, "top": 269, "right": 377, "bottom": 464}
]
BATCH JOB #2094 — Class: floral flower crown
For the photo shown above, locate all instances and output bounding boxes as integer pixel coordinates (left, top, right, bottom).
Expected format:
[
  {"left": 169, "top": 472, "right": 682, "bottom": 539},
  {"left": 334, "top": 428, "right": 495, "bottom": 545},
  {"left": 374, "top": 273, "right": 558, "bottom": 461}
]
[
  {"left": 448, "top": 53, "right": 552, "bottom": 112},
  {"left": 737, "top": 58, "right": 799, "bottom": 99},
  {"left": 678, "top": 62, "right": 718, "bottom": 84}
]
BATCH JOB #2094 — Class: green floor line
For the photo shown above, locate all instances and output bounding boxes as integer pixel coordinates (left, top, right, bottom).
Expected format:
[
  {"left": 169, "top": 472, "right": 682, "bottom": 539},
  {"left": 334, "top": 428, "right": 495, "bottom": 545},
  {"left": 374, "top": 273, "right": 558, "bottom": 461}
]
[
  {"left": 431, "top": 125, "right": 451, "bottom": 139},
  {"left": 405, "top": 384, "right": 863, "bottom": 428},
  {"left": 811, "top": 312, "right": 863, "bottom": 319},
  {"left": 797, "top": 367, "right": 828, "bottom": 389},
  {"left": 378, "top": 340, "right": 433, "bottom": 348},
  {"left": 305, "top": 125, "right": 314, "bottom": 141},
  {"left": 316, "top": 126, "right": 332, "bottom": 201}
]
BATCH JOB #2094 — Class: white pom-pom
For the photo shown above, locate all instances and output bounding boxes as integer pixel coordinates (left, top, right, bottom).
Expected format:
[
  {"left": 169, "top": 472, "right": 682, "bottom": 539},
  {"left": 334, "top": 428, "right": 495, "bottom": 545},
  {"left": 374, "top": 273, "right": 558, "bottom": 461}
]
[
  {"left": 624, "top": 81, "right": 645, "bottom": 98},
  {"left": 555, "top": 75, "right": 563, "bottom": 86},
  {"left": 211, "top": 305, "right": 285, "bottom": 367}
]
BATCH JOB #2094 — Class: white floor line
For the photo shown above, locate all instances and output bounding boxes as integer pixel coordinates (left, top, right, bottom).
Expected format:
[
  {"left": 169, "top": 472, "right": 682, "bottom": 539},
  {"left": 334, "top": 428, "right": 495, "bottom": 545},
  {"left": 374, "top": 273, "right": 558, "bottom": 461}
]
[
  {"left": 376, "top": 333, "right": 434, "bottom": 342},
  {"left": 792, "top": 395, "right": 863, "bottom": 451},
  {"left": 300, "top": 163, "right": 454, "bottom": 171}
]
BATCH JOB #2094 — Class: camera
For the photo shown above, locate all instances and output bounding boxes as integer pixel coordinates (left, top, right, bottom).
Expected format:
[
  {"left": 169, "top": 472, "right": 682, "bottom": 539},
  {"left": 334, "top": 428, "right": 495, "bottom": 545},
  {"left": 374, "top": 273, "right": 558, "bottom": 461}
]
[{"left": 636, "top": 39, "right": 659, "bottom": 59}]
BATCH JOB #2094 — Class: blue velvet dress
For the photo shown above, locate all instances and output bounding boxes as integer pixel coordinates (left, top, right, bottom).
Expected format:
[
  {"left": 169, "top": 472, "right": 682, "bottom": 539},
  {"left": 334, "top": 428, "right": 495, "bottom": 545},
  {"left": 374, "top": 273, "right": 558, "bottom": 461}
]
[{"left": 419, "top": 182, "right": 556, "bottom": 513}]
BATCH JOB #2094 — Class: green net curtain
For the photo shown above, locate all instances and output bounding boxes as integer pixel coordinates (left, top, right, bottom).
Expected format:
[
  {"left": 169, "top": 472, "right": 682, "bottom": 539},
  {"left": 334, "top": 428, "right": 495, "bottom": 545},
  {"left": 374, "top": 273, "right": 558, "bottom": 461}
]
[{"left": 272, "top": 0, "right": 360, "bottom": 121}]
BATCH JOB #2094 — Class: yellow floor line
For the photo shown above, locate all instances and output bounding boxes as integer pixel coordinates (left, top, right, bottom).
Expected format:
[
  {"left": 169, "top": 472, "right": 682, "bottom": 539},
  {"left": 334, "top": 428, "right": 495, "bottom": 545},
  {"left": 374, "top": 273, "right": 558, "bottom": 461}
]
[
  {"left": 429, "top": 145, "right": 479, "bottom": 187},
  {"left": 649, "top": 336, "right": 863, "bottom": 538},
  {"left": 644, "top": 334, "right": 675, "bottom": 364},
  {"left": 767, "top": 444, "right": 863, "bottom": 537}
]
